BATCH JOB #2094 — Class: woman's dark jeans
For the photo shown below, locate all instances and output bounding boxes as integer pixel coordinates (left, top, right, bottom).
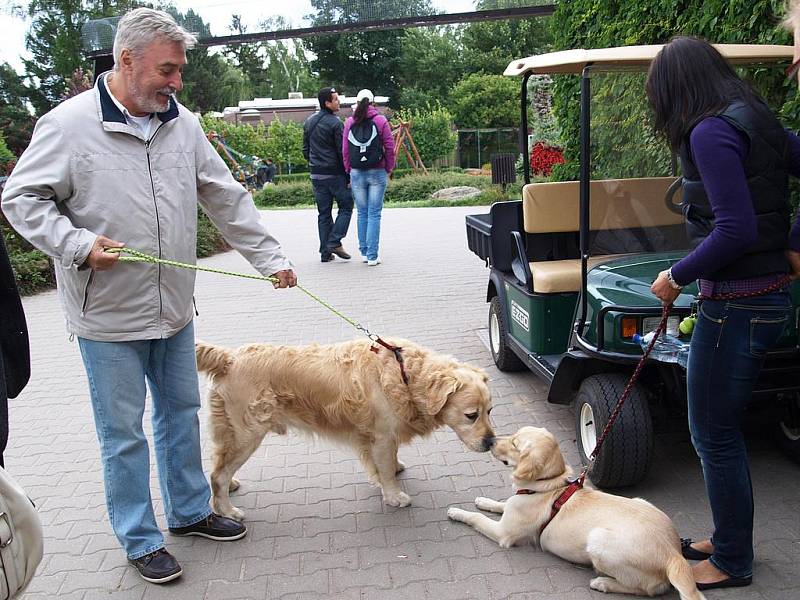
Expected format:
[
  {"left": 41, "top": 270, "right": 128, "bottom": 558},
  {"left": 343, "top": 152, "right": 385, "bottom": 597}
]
[{"left": 687, "top": 290, "right": 791, "bottom": 578}]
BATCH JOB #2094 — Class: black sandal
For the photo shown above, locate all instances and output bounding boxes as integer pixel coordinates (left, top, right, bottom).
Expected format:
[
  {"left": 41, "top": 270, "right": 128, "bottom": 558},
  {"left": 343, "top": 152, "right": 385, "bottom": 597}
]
[{"left": 681, "top": 538, "right": 712, "bottom": 560}]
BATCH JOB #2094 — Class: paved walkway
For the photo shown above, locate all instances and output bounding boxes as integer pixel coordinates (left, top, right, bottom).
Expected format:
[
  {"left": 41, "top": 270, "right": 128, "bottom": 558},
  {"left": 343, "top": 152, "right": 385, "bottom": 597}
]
[{"left": 13, "top": 206, "right": 799, "bottom": 599}]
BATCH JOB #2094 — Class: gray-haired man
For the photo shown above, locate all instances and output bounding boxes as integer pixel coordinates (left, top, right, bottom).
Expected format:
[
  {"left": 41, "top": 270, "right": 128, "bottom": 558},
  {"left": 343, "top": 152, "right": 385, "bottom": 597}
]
[{"left": 2, "top": 7, "right": 296, "bottom": 583}]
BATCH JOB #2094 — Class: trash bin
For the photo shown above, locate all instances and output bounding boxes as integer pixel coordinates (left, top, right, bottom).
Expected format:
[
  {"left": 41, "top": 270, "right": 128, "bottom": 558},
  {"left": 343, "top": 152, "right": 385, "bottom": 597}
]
[{"left": 490, "top": 153, "right": 517, "bottom": 193}]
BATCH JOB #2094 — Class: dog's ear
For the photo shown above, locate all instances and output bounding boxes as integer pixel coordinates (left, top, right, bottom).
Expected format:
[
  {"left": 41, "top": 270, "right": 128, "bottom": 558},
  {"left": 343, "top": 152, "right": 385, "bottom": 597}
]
[
  {"left": 423, "top": 375, "right": 460, "bottom": 416},
  {"left": 511, "top": 441, "right": 542, "bottom": 484}
]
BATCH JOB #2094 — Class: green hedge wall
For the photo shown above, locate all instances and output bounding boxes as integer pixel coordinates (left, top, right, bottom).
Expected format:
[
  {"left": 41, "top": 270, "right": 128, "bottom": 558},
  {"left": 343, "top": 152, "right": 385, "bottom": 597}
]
[{"left": 549, "top": 0, "right": 798, "bottom": 181}]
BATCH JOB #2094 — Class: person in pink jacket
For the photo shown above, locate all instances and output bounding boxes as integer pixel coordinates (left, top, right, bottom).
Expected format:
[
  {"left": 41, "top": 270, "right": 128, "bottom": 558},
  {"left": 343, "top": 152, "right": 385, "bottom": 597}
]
[{"left": 342, "top": 89, "right": 396, "bottom": 265}]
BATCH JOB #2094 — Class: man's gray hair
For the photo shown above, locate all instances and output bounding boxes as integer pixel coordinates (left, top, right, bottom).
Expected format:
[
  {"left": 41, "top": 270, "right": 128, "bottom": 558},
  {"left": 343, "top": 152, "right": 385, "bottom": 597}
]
[{"left": 113, "top": 8, "right": 197, "bottom": 68}]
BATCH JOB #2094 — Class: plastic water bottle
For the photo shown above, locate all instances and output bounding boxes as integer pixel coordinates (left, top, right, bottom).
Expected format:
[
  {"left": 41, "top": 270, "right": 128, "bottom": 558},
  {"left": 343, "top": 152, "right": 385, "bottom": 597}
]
[{"left": 632, "top": 331, "right": 690, "bottom": 369}]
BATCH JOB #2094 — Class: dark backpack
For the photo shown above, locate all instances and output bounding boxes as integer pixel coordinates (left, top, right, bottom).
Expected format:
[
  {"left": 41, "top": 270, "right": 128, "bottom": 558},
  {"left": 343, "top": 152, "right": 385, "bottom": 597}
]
[{"left": 347, "top": 117, "right": 384, "bottom": 169}]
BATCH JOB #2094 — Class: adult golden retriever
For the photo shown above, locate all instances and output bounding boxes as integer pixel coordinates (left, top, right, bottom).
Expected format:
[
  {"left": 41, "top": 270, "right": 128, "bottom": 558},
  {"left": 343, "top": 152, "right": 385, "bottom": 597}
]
[
  {"left": 448, "top": 427, "right": 704, "bottom": 600},
  {"left": 195, "top": 338, "right": 495, "bottom": 518}
]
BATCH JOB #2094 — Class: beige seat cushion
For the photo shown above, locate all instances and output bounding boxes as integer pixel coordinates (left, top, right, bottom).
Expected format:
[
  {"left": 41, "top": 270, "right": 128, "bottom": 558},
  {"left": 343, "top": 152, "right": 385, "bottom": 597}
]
[
  {"left": 529, "top": 255, "right": 624, "bottom": 293},
  {"left": 522, "top": 177, "right": 683, "bottom": 234}
]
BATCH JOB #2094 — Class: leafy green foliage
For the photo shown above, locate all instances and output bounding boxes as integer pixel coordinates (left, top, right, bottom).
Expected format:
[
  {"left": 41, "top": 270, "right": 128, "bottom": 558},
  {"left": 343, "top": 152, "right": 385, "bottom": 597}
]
[
  {"left": 0, "top": 63, "right": 37, "bottom": 155},
  {"left": 0, "top": 132, "right": 14, "bottom": 163},
  {"left": 199, "top": 115, "right": 270, "bottom": 165},
  {"left": 550, "top": 0, "right": 797, "bottom": 182},
  {"left": 461, "top": 0, "right": 553, "bottom": 75},
  {"left": 254, "top": 171, "right": 494, "bottom": 207},
  {"left": 393, "top": 104, "right": 457, "bottom": 168},
  {"left": 263, "top": 117, "right": 306, "bottom": 174},
  {"left": 306, "top": 0, "right": 434, "bottom": 105},
  {"left": 449, "top": 73, "right": 520, "bottom": 128},
  {"left": 396, "top": 27, "right": 463, "bottom": 110}
]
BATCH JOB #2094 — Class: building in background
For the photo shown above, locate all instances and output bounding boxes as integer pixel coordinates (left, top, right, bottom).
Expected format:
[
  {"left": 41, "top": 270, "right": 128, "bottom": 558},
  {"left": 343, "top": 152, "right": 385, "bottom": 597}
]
[{"left": 222, "top": 93, "right": 391, "bottom": 125}]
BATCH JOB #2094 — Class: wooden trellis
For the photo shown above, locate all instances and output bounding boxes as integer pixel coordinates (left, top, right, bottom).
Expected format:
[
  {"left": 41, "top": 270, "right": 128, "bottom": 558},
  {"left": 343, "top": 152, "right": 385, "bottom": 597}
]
[{"left": 391, "top": 120, "right": 428, "bottom": 175}]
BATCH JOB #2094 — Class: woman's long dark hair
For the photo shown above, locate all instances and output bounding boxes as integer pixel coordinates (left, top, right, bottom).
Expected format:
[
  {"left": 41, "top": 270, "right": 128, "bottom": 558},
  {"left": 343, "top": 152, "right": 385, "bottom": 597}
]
[
  {"left": 353, "top": 97, "right": 371, "bottom": 122},
  {"left": 646, "top": 36, "right": 762, "bottom": 150}
]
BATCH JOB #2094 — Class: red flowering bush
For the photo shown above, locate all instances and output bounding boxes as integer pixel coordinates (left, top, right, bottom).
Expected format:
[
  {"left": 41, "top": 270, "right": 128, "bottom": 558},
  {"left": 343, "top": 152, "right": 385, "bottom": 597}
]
[{"left": 529, "top": 141, "right": 565, "bottom": 176}]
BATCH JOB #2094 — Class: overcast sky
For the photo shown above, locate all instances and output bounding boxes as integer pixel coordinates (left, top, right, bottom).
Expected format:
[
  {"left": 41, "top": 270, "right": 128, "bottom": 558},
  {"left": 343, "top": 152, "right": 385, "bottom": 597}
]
[{"left": 0, "top": 0, "right": 475, "bottom": 73}]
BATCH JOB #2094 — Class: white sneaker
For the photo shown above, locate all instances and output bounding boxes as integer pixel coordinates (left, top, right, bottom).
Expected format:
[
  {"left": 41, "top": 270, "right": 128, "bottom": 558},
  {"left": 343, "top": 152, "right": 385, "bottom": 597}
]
[
  {"left": 367, "top": 258, "right": 381, "bottom": 266},
  {"left": 361, "top": 256, "right": 368, "bottom": 263}
]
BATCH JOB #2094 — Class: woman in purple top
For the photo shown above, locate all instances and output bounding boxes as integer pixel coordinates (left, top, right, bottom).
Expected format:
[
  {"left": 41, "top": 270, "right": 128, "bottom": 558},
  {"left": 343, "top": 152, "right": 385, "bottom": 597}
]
[
  {"left": 343, "top": 89, "right": 396, "bottom": 265},
  {"left": 647, "top": 37, "right": 800, "bottom": 591}
]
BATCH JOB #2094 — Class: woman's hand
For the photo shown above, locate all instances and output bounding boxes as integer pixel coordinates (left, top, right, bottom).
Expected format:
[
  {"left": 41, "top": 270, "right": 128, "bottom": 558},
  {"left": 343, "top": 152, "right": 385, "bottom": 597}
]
[
  {"left": 786, "top": 249, "right": 800, "bottom": 281},
  {"left": 651, "top": 270, "right": 682, "bottom": 305}
]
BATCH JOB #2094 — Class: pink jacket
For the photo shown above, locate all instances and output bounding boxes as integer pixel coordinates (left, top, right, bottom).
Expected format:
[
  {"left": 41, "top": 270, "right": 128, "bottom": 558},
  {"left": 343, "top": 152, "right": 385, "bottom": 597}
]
[{"left": 342, "top": 106, "right": 396, "bottom": 174}]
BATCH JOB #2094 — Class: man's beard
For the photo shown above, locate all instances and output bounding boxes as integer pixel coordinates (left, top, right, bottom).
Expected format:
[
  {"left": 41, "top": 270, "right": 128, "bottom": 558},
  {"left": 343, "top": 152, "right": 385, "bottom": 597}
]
[{"left": 129, "top": 77, "right": 175, "bottom": 114}]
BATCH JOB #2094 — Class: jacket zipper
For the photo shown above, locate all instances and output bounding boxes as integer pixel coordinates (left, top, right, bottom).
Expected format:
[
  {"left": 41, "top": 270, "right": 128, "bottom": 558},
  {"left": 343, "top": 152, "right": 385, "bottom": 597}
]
[
  {"left": 145, "top": 124, "right": 165, "bottom": 331},
  {"left": 80, "top": 271, "right": 95, "bottom": 317}
]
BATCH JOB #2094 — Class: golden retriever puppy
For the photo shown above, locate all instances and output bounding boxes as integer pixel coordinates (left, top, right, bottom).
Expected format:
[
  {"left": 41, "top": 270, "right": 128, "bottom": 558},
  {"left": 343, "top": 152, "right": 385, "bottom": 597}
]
[
  {"left": 448, "top": 427, "right": 704, "bottom": 600},
  {"left": 196, "top": 338, "right": 494, "bottom": 517}
]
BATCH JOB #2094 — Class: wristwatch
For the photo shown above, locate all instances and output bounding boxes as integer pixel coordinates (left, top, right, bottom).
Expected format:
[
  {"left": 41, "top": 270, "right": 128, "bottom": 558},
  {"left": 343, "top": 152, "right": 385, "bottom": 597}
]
[{"left": 666, "top": 268, "right": 683, "bottom": 291}]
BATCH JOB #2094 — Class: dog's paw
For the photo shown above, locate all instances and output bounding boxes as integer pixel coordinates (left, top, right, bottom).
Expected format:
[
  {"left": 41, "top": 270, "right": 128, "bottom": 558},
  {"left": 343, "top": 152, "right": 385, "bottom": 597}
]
[
  {"left": 447, "top": 507, "right": 467, "bottom": 522},
  {"left": 229, "top": 478, "right": 241, "bottom": 493},
  {"left": 474, "top": 497, "right": 493, "bottom": 511},
  {"left": 383, "top": 491, "right": 411, "bottom": 507},
  {"left": 395, "top": 460, "right": 406, "bottom": 474},
  {"left": 228, "top": 506, "right": 246, "bottom": 522},
  {"left": 589, "top": 577, "right": 615, "bottom": 593}
]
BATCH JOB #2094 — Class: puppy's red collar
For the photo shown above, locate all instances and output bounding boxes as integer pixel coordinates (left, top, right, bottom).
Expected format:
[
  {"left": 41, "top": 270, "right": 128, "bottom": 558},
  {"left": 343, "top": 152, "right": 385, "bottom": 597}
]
[
  {"left": 516, "top": 478, "right": 584, "bottom": 535},
  {"left": 370, "top": 338, "right": 409, "bottom": 385}
]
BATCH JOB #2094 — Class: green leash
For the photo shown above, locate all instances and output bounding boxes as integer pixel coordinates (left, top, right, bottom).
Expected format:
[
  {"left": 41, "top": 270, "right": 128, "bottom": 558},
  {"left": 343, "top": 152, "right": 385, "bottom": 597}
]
[{"left": 107, "top": 247, "right": 378, "bottom": 340}]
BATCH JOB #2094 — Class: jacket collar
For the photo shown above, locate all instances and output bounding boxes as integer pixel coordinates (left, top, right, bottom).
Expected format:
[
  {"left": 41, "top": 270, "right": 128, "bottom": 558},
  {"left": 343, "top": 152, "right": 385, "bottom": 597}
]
[{"left": 95, "top": 72, "right": 180, "bottom": 127}]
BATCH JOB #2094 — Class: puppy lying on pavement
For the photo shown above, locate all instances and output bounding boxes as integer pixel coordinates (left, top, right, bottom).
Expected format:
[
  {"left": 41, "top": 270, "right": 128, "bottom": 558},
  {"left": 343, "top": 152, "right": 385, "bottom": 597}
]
[
  {"left": 448, "top": 426, "right": 704, "bottom": 600},
  {"left": 196, "top": 338, "right": 495, "bottom": 517}
]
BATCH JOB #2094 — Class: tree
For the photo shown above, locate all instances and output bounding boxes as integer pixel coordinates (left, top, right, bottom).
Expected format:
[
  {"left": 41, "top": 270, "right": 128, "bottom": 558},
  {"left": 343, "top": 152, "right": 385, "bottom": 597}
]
[
  {"left": 393, "top": 103, "right": 456, "bottom": 167},
  {"left": 396, "top": 27, "right": 463, "bottom": 110},
  {"left": 449, "top": 73, "right": 519, "bottom": 128},
  {"left": 306, "top": 0, "right": 434, "bottom": 104},
  {"left": 224, "top": 15, "right": 272, "bottom": 98},
  {"left": 0, "top": 131, "right": 14, "bottom": 164},
  {"left": 264, "top": 117, "right": 306, "bottom": 174},
  {"left": 461, "top": 0, "right": 553, "bottom": 75},
  {"left": 262, "top": 36, "right": 320, "bottom": 99},
  {"left": 0, "top": 62, "right": 36, "bottom": 155},
  {"left": 23, "top": 0, "right": 91, "bottom": 113}
]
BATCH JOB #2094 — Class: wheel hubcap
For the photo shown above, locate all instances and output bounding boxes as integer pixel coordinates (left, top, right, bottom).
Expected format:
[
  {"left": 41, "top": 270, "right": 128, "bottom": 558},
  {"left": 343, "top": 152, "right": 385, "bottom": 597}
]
[
  {"left": 780, "top": 394, "right": 800, "bottom": 442},
  {"left": 490, "top": 312, "right": 500, "bottom": 355},
  {"left": 579, "top": 403, "right": 597, "bottom": 456}
]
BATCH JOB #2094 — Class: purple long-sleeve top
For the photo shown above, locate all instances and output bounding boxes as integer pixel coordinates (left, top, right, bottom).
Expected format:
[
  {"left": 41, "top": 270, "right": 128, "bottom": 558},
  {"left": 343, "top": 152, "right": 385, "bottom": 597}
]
[
  {"left": 342, "top": 106, "right": 396, "bottom": 174},
  {"left": 670, "top": 117, "right": 800, "bottom": 286}
]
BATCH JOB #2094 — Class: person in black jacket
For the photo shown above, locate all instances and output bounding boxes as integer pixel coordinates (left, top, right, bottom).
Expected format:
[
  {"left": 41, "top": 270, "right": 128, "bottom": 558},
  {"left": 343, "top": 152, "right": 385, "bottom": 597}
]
[
  {"left": 0, "top": 229, "right": 30, "bottom": 468},
  {"left": 303, "top": 87, "right": 353, "bottom": 262}
]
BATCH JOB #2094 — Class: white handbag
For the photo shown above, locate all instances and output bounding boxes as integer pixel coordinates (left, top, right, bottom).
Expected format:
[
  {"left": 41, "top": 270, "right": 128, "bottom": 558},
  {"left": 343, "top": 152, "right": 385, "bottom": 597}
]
[{"left": 0, "top": 467, "right": 42, "bottom": 599}]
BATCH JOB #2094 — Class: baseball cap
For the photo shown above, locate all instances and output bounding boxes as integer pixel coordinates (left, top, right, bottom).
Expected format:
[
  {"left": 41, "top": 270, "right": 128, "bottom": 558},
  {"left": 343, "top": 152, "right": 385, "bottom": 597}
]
[{"left": 356, "top": 89, "right": 374, "bottom": 103}]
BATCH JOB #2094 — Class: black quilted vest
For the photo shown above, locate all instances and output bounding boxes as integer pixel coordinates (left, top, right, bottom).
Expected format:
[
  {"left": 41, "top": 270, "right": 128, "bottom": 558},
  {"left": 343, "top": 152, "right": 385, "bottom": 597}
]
[{"left": 679, "top": 100, "right": 791, "bottom": 281}]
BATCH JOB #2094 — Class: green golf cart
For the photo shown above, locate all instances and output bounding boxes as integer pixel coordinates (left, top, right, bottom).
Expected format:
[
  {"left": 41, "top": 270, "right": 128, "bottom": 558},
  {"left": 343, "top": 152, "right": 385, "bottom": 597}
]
[{"left": 466, "top": 44, "right": 800, "bottom": 487}]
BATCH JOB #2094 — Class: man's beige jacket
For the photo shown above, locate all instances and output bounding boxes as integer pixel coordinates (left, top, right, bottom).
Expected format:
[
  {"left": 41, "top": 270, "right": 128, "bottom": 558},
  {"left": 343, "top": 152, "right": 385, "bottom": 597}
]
[{"left": 2, "top": 74, "right": 291, "bottom": 341}]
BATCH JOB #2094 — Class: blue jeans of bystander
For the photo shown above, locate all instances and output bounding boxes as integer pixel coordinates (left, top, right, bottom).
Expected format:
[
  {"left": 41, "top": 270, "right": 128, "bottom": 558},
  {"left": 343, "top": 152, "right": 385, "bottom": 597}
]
[{"left": 350, "top": 168, "right": 388, "bottom": 261}]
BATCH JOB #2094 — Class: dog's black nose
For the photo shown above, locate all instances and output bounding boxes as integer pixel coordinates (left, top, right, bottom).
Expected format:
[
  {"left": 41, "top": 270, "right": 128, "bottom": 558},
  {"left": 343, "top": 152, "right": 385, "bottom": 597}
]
[{"left": 481, "top": 435, "right": 496, "bottom": 452}]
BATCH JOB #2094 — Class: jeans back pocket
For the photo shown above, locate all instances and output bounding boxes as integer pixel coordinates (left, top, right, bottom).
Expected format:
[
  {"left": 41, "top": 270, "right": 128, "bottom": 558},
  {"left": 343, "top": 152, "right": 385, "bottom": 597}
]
[{"left": 749, "top": 314, "right": 789, "bottom": 358}]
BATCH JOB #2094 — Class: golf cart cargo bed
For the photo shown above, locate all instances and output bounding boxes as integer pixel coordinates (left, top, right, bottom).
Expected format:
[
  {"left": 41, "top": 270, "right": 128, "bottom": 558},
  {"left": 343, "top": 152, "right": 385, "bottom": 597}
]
[{"left": 465, "top": 201, "right": 522, "bottom": 273}]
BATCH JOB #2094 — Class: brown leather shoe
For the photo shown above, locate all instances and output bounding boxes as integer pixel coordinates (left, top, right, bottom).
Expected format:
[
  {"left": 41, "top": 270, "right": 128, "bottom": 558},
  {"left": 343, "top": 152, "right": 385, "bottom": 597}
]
[{"left": 330, "top": 245, "right": 351, "bottom": 260}]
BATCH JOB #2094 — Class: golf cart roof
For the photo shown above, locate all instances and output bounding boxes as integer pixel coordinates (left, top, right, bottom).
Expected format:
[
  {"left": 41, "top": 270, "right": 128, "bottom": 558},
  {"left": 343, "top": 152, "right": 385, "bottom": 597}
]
[{"left": 504, "top": 44, "right": 794, "bottom": 76}]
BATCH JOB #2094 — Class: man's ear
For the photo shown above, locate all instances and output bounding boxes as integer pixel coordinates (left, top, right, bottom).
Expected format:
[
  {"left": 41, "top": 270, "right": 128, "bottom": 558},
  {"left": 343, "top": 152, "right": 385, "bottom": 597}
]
[{"left": 423, "top": 375, "right": 460, "bottom": 416}]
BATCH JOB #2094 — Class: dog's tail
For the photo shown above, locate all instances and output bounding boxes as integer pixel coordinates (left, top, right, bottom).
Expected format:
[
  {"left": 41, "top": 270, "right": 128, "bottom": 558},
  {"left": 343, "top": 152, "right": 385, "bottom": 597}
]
[
  {"left": 195, "top": 341, "right": 233, "bottom": 379},
  {"left": 666, "top": 554, "right": 706, "bottom": 600}
]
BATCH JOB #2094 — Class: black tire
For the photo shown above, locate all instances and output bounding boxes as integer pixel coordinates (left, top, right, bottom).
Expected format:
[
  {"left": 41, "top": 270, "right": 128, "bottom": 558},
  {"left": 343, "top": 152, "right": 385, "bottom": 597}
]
[
  {"left": 488, "top": 296, "right": 525, "bottom": 371},
  {"left": 573, "top": 373, "right": 653, "bottom": 488},
  {"left": 776, "top": 392, "right": 800, "bottom": 464}
]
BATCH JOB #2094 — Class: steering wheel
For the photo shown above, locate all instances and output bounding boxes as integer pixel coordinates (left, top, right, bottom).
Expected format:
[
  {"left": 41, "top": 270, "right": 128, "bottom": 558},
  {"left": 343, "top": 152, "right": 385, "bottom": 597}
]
[{"left": 665, "top": 177, "right": 683, "bottom": 215}]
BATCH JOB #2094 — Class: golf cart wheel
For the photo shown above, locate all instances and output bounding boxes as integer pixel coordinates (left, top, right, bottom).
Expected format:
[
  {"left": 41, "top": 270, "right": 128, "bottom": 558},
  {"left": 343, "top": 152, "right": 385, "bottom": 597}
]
[
  {"left": 776, "top": 392, "right": 800, "bottom": 464},
  {"left": 488, "top": 296, "right": 525, "bottom": 371},
  {"left": 573, "top": 373, "right": 653, "bottom": 488}
]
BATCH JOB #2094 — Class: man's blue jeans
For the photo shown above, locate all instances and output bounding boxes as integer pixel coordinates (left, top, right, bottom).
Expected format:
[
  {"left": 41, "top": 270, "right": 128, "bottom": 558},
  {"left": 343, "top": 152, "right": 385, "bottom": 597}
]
[
  {"left": 350, "top": 168, "right": 388, "bottom": 261},
  {"left": 687, "top": 291, "right": 790, "bottom": 578},
  {"left": 78, "top": 321, "right": 212, "bottom": 559},
  {"left": 312, "top": 175, "right": 353, "bottom": 257}
]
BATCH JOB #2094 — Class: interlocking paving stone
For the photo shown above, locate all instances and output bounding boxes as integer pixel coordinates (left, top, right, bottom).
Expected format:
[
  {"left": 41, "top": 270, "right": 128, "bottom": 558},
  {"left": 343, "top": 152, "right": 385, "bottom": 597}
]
[{"left": 14, "top": 206, "right": 799, "bottom": 599}]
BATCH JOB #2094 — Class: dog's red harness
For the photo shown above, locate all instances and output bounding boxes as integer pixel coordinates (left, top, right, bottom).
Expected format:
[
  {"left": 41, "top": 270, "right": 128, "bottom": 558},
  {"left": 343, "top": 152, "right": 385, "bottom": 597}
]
[
  {"left": 516, "top": 477, "right": 584, "bottom": 535},
  {"left": 370, "top": 337, "right": 409, "bottom": 384}
]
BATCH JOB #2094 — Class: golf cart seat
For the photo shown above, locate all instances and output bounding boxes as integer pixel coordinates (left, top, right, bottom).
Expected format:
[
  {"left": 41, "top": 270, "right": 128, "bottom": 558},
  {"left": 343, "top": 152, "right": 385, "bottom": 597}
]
[{"left": 520, "top": 177, "right": 683, "bottom": 293}]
